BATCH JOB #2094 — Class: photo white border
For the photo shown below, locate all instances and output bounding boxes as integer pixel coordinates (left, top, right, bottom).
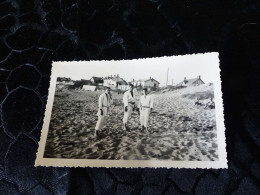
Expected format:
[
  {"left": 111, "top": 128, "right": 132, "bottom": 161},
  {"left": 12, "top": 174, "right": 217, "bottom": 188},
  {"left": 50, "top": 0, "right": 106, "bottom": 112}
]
[{"left": 35, "top": 52, "right": 227, "bottom": 168}]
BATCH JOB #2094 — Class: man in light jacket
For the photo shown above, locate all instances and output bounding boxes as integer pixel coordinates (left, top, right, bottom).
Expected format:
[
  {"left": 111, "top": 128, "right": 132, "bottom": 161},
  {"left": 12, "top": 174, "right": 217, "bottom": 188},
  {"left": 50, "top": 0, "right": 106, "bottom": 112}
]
[
  {"left": 139, "top": 88, "right": 154, "bottom": 132},
  {"left": 122, "top": 84, "right": 135, "bottom": 130},
  {"left": 94, "top": 87, "right": 112, "bottom": 136}
]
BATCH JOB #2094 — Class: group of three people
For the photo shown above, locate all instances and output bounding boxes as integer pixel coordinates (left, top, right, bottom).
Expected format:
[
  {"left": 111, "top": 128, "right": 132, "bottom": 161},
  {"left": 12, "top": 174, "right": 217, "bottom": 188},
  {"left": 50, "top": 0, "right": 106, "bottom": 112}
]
[{"left": 94, "top": 84, "right": 154, "bottom": 136}]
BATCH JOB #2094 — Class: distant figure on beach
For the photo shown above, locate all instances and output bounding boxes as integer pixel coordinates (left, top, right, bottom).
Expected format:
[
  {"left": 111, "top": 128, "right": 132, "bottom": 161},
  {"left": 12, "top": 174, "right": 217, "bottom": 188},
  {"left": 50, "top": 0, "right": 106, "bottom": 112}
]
[
  {"left": 94, "top": 87, "right": 113, "bottom": 136},
  {"left": 194, "top": 97, "right": 202, "bottom": 106},
  {"left": 204, "top": 97, "right": 215, "bottom": 109},
  {"left": 122, "top": 84, "right": 135, "bottom": 130},
  {"left": 139, "top": 88, "right": 154, "bottom": 132}
]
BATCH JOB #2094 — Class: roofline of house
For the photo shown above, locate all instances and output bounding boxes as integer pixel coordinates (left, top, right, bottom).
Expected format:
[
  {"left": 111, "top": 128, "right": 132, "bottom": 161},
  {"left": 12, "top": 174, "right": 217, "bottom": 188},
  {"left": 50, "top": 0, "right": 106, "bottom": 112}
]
[
  {"left": 144, "top": 78, "right": 160, "bottom": 84},
  {"left": 131, "top": 78, "right": 160, "bottom": 84},
  {"left": 177, "top": 77, "right": 205, "bottom": 85},
  {"left": 90, "top": 76, "right": 104, "bottom": 82}
]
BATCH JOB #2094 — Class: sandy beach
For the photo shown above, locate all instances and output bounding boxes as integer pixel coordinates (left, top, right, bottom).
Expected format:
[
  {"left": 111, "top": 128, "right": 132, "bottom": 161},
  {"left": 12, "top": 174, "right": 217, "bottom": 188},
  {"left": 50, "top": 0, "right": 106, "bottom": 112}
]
[{"left": 44, "top": 84, "right": 218, "bottom": 161}]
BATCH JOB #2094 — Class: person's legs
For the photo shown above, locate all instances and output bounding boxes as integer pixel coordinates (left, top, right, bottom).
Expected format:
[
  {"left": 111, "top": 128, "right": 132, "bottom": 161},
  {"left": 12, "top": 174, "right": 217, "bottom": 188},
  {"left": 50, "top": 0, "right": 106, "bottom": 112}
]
[
  {"left": 123, "top": 110, "right": 128, "bottom": 124},
  {"left": 101, "top": 116, "right": 107, "bottom": 132},
  {"left": 95, "top": 116, "right": 101, "bottom": 136},
  {"left": 123, "top": 109, "right": 129, "bottom": 130},
  {"left": 140, "top": 109, "right": 145, "bottom": 130},
  {"left": 128, "top": 105, "right": 133, "bottom": 129},
  {"left": 123, "top": 105, "right": 133, "bottom": 130},
  {"left": 143, "top": 108, "right": 150, "bottom": 132},
  {"left": 95, "top": 115, "right": 105, "bottom": 136}
]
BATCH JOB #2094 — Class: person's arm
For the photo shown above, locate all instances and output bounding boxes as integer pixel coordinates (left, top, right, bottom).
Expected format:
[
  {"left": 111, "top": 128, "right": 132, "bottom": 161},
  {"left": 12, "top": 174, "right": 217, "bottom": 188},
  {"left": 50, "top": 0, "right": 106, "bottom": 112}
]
[
  {"left": 98, "top": 95, "right": 103, "bottom": 109},
  {"left": 98, "top": 95, "right": 103, "bottom": 115},
  {"left": 150, "top": 96, "right": 154, "bottom": 111},
  {"left": 138, "top": 97, "right": 142, "bottom": 110},
  {"left": 123, "top": 92, "right": 128, "bottom": 108},
  {"left": 109, "top": 92, "right": 113, "bottom": 105}
]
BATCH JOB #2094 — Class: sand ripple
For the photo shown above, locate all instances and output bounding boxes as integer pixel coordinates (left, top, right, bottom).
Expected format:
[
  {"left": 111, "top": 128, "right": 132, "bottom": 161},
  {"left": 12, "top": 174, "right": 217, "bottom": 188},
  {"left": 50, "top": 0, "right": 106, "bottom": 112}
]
[{"left": 44, "top": 85, "right": 218, "bottom": 161}]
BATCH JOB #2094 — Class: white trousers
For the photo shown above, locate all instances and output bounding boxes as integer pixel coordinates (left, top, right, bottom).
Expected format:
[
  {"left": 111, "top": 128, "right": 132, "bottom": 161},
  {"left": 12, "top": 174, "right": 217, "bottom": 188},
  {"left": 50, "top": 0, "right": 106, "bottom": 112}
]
[
  {"left": 95, "top": 107, "right": 109, "bottom": 130},
  {"left": 140, "top": 107, "right": 151, "bottom": 127},
  {"left": 95, "top": 115, "right": 107, "bottom": 130},
  {"left": 123, "top": 104, "right": 134, "bottom": 124}
]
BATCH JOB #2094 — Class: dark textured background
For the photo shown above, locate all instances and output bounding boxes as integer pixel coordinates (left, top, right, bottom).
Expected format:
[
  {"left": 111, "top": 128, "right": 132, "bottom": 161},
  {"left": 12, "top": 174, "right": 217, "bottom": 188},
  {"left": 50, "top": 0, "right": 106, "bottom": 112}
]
[{"left": 0, "top": 0, "right": 260, "bottom": 194}]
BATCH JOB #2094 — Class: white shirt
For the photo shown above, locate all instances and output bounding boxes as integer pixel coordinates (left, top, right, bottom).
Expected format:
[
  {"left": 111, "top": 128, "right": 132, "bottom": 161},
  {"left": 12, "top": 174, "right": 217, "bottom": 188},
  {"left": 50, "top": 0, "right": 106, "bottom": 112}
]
[
  {"left": 139, "top": 95, "right": 154, "bottom": 109},
  {"left": 98, "top": 92, "right": 112, "bottom": 109},
  {"left": 123, "top": 90, "right": 135, "bottom": 107}
]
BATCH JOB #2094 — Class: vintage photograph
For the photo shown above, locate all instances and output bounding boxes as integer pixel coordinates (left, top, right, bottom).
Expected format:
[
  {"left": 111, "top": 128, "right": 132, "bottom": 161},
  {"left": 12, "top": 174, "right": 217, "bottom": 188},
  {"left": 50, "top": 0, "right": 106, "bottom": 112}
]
[{"left": 36, "top": 53, "right": 227, "bottom": 168}]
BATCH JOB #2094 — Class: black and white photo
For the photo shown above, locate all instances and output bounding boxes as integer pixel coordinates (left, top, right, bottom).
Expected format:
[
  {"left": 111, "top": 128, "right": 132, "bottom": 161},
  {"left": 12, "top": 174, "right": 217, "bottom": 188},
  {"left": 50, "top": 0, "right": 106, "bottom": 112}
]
[{"left": 36, "top": 53, "right": 227, "bottom": 168}]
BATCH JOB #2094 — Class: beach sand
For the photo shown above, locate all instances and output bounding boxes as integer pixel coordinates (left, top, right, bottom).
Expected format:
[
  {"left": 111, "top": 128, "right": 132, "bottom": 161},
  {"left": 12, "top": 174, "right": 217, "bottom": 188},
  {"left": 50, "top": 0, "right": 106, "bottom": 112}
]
[{"left": 44, "top": 85, "right": 218, "bottom": 161}]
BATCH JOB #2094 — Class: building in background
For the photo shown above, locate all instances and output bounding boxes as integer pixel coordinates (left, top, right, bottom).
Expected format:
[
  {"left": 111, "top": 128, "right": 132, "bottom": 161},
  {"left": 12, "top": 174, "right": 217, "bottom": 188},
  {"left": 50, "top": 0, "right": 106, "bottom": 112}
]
[
  {"left": 177, "top": 76, "right": 205, "bottom": 87},
  {"left": 82, "top": 85, "right": 96, "bottom": 91},
  {"left": 56, "top": 77, "right": 75, "bottom": 90},
  {"left": 104, "top": 74, "right": 128, "bottom": 90},
  {"left": 73, "top": 79, "right": 92, "bottom": 89},
  {"left": 130, "top": 77, "right": 160, "bottom": 88},
  {"left": 118, "top": 85, "right": 129, "bottom": 91},
  {"left": 56, "top": 77, "right": 75, "bottom": 85},
  {"left": 90, "top": 77, "right": 104, "bottom": 86}
]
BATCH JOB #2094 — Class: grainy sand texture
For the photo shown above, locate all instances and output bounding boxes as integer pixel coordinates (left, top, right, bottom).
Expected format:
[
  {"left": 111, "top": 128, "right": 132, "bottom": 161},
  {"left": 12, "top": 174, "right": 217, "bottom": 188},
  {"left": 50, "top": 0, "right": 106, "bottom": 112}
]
[{"left": 44, "top": 84, "right": 218, "bottom": 161}]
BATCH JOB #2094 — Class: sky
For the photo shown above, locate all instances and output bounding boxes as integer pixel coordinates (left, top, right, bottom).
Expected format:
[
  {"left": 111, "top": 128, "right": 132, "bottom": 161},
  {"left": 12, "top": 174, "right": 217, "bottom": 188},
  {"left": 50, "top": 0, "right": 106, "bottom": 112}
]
[{"left": 52, "top": 53, "right": 220, "bottom": 86}]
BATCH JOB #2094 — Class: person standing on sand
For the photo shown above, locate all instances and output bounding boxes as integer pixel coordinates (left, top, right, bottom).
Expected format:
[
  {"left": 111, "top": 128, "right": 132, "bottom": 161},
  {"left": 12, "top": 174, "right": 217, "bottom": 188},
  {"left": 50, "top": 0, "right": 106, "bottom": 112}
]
[
  {"left": 122, "top": 84, "right": 135, "bottom": 130},
  {"left": 94, "top": 87, "right": 113, "bottom": 136},
  {"left": 139, "top": 88, "right": 154, "bottom": 132}
]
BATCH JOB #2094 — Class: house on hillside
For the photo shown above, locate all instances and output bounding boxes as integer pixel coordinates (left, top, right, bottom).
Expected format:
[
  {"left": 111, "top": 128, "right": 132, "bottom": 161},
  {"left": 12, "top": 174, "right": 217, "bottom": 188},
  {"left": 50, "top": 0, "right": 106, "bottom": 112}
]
[
  {"left": 74, "top": 79, "right": 92, "bottom": 89},
  {"left": 116, "top": 81, "right": 129, "bottom": 91},
  {"left": 130, "top": 77, "right": 160, "bottom": 88},
  {"left": 82, "top": 85, "right": 96, "bottom": 91},
  {"left": 81, "top": 79, "right": 92, "bottom": 85},
  {"left": 57, "top": 77, "right": 71, "bottom": 82},
  {"left": 103, "top": 74, "right": 128, "bottom": 89},
  {"left": 177, "top": 76, "right": 205, "bottom": 87},
  {"left": 56, "top": 77, "right": 75, "bottom": 91},
  {"left": 104, "top": 75, "right": 118, "bottom": 87},
  {"left": 118, "top": 85, "right": 129, "bottom": 91},
  {"left": 56, "top": 77, "right": 74, "bottom": 85},
  {"left": 90, "top": 77, "right": 104, "bottom": 86}
]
